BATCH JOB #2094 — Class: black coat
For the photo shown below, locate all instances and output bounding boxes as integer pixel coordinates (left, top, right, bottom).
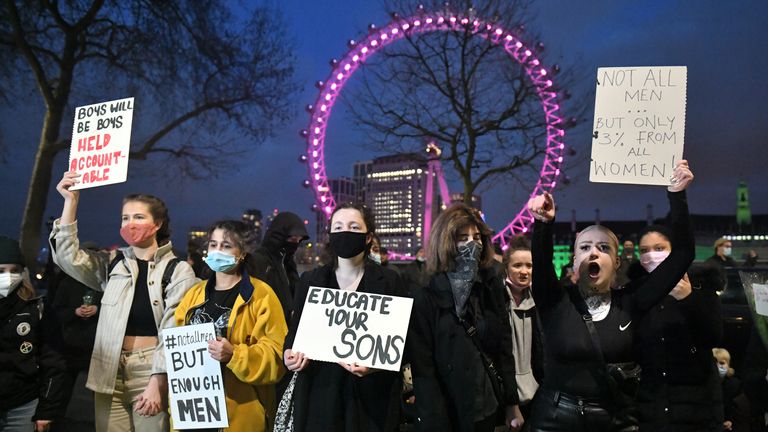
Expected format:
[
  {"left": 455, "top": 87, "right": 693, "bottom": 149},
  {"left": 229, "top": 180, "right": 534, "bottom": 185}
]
[
  {"left": 409, "top": 267, "right": 519, "bottom": 431},
  {"left": 632, "top": 263, "right": 724, "bottom": 430},
  {"left": 284, "top": 262, "right": 406, "bottom": 432},
  {"left": 0, "top": 292, "right": 67, "bottom": 421},
  {"left": 51, "top": 274, "right": 101, "bottom": 370}
]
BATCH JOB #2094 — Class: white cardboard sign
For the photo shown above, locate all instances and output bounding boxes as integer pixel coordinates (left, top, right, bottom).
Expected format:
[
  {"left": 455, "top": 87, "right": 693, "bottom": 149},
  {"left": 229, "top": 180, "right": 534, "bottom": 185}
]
[
  {"left": 69, "top": 97, "right": 134, "bottom": 190},
  {"left": 590, "top": 66, "right": 687, "bottom": 185},
  {"left": 164, "top": 323, "right": 229, "bottom": 429},
  {"left": 753, "top": 283, "right": 768, "bottom": 317},
  {"left": 292, "top": 287, "right": 413, "bottom": 372}
]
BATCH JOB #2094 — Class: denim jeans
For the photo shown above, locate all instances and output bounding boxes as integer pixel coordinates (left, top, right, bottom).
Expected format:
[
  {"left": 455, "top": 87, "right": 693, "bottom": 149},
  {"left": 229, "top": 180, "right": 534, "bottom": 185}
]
[{"left": 0, "top": 398, "right": 38, "bottom": 432}]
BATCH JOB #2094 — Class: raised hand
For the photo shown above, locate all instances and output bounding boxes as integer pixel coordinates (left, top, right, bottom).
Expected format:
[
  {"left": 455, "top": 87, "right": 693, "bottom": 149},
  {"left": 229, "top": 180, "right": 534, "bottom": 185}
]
[
  {"left": 667, "top": 159, "right": 694, "bottom": 192},
  {"left": 527, "top": 192, "right": 556, "bottom": 222}
]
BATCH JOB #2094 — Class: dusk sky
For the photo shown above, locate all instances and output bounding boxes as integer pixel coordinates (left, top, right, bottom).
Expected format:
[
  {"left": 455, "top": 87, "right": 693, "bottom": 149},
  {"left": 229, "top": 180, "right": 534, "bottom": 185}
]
[{"left": 1, "top": 0, "right": 767, "bottom": 251}]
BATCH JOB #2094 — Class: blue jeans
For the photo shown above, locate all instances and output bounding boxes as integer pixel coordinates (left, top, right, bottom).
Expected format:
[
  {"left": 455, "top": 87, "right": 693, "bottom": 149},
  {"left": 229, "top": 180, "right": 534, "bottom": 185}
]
[{"left": 0, "top": 398, "right": 38, "bottom": 432}]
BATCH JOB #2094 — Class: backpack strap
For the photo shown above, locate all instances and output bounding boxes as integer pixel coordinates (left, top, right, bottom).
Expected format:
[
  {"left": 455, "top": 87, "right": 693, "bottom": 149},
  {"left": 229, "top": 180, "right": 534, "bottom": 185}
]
[
  {"left": 161, "top": 258, "right": 181, "bottom": 292},
  {"left": 108, "top": 250, "right": 125, "bottom": 276}
]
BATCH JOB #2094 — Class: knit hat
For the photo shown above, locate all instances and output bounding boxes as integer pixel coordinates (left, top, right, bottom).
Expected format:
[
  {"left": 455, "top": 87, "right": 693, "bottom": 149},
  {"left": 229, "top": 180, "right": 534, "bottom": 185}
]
[{"left": 0, "top": 236, "right": 24, "bottom": 265}]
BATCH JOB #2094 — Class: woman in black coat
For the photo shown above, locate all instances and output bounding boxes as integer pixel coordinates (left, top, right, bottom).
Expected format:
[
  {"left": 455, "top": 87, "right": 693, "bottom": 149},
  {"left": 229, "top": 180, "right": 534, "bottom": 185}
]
[
  {"left": 632, "top": 224, "right": 723, "bottom": 431},
  {"left": 283, "top": 203, "right": 405, "bottom": 432},
  {"left": 410, "top": 204, "right": 524, "bottom": 431}
]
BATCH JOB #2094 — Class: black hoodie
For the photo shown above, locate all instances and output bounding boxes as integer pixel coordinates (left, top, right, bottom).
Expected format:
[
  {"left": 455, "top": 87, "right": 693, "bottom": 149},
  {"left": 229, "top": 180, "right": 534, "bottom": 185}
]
[{"left": 247, "top": 212, "right": 308, "bottom": 321}]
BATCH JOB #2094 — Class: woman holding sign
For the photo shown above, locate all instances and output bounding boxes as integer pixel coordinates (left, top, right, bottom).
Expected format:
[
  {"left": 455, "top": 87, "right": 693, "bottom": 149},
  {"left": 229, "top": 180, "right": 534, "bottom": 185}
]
[
  {"left": 174, "top": 220, "right": 288, "bottom": 431},
  {"left": 409, "top": 203, "right": 525, "bottom": 431},
  {"left": 525, "top": 160, "right": 695, "bottom": 432},
  {"left": 50, "top": 171, "right": 198, "bottom": 432},
  {"left": 283, "top": 203, "right": 406, "bottom": 432}
]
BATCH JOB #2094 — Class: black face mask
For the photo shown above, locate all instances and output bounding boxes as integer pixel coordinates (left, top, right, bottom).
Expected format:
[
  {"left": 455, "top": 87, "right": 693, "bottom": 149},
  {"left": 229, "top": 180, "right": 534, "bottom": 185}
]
[
  {"left": 282, "top": 241, "right": 300, "bottom": 256},
  {"left": 329, "top": 231, "right": 368, "bottom": 259}
]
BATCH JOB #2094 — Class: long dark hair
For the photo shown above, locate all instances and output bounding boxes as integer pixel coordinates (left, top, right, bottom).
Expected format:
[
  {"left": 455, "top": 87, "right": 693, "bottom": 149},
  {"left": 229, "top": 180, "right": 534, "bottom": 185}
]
[{"left": 123, "top": 194, "right": 171, "bottom": 245}]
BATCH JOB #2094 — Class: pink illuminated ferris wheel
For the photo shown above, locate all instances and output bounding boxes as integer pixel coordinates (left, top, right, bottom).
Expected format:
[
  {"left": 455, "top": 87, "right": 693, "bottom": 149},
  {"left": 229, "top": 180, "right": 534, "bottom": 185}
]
[{"left": 299, "top": 9, "right": 567, "bottom": 249}]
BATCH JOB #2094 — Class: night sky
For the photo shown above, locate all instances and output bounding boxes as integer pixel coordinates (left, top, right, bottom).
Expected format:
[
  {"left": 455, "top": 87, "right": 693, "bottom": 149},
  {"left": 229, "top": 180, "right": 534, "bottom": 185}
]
[{"left": 1, "top": 0, "right": 767, "bottom": 251}]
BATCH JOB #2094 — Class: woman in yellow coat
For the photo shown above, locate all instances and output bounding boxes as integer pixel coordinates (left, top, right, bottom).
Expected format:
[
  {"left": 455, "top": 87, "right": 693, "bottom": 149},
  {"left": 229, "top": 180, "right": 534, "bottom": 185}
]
[{"left": 174, "top": 220, "right": 287, "bottom": 431}]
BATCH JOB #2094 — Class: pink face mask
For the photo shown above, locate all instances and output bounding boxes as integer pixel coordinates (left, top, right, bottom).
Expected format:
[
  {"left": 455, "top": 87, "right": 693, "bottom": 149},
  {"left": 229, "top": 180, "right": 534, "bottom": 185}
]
[
  {"left": 640, "top": 250, "right": 670, "bottom": 273},
  {"left": 120, "top": 223, "right": 159, "bottom": 246}
]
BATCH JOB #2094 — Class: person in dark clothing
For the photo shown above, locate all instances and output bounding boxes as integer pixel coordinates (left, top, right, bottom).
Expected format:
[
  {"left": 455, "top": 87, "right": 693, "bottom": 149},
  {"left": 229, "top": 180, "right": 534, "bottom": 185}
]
[
  {"left": 283, "top": 203, "right": 406, "bottom": 432},
  {"left": 526, "top": 160, "right": 695, "bottom": 432},
  {"left": 714, "top": 348, "right": 752, "bottom": 432},
  {"left": 0, "top": 236, "right": 67, "bottom": 432},
  {"left": 50, "top": 271, "right": 102, "bottom": 418},
  {"left": 248, "top": 211, "right": 309, "bottom": 322},
  {"left": 410, "top": 204, "right": 524, "bottom": 431},
  {"left": 743, "top": 326, "right": 768, "bottom": 432},
  {"left": 744, "top": 250, "right": 759, "bottom": 268},
  {"left": 616, "top": 240, "right": 638, "bottom": 287},
  {"left": 707, "top": 238, "right": 737, "bottom": 269},
  {"left": 632, "top": 222, "right": 723, "bottom": 431},
  {"left": 401, "top": 247, "right": 430, "bottom": 291}
]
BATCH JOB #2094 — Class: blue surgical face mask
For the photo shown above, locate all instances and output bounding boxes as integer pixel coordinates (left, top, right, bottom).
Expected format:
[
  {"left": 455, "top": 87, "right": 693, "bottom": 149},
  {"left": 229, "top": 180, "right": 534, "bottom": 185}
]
[
  {"left": 717, "top": 364, "right": 728, "bottom": 378},
  {"left": 204, "top": 251, "right": 239, "bottom": 273},
  {"left": 369, "top": 252, "right": 382, "bottom": 265}
]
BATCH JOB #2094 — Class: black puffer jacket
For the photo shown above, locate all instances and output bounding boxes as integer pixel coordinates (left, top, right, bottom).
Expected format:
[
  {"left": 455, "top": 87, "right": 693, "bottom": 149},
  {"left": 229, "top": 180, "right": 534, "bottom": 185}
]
[{"left": 0, "top": 291, "right": 67, "bottom": 421}]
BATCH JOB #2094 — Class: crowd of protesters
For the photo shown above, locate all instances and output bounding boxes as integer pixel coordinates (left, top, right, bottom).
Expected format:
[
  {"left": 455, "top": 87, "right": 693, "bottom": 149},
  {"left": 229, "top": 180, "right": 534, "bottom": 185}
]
[{"left": 1, "top": 164, "right": 767, "bottom": 432}]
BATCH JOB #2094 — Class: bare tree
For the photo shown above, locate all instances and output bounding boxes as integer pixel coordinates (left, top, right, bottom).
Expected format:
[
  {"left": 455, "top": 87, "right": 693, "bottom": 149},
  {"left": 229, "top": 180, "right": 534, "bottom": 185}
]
[
  {"left": 345, "top": 0, "right": 586, "bottom": 206},
  {"left": 0, "top": 0, "right": 297, "bottom": 265}
]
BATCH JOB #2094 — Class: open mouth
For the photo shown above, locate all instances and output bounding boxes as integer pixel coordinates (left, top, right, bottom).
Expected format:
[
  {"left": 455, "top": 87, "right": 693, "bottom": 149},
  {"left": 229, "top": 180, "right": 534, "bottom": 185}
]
[{"left": 588, "top": 262, "right": 601, "bottom": 280}]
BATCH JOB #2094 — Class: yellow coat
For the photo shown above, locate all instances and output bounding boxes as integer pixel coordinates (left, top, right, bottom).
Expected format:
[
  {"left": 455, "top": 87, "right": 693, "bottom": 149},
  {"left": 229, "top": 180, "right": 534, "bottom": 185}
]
[{"left": 174, "top": 274, "right": 287, "bottom": 431}]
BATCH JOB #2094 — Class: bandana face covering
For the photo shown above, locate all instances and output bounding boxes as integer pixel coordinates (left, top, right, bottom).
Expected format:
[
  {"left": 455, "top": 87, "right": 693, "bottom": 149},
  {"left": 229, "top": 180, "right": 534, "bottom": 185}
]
[
  {"left": 447, "top": 241, "right": 482, "bottom": 317},
  {"left": 640, "top": 250, "right": 671, "bottom": 273},
  {"left": 120, "top": 223, "right": 159, "bottom": 246}
]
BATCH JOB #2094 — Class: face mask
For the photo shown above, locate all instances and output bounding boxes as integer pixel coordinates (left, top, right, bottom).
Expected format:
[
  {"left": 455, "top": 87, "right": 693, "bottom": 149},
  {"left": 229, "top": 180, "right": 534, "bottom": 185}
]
[
  {"left": 447, "top": 241, "right": 482, "bottom": 317},
  {"left": 369, "top": 253, "right": 382, "bottom": 265},
  {"left": 640, "top": 250, "right": 670, "bottom": 273},
  {"left": 282, "top": 241, "right": 300, "bottom": 256},
  {"left": 120, "top": 223, "right": 159, "bottom": 246},
  {"left": 717, "top": 364, "right": 728, "bottom": 378},
  {"left": 0, "top": 272, "right": 23, "bottom": 298},
  {"left": 457, "top": 240, "right": 483, "bottom": 261},
  {"left": 723, "top": 247, "right": 732, "bottom": 257},
  {"left": 416, "top": 256, "right": 426, "bottom": 263},
  {"left": 204, "top": 251, "right": 239, "bottom": 273},
  {"left": 329, "top": 231, "right": 368, "bottom": 259}
]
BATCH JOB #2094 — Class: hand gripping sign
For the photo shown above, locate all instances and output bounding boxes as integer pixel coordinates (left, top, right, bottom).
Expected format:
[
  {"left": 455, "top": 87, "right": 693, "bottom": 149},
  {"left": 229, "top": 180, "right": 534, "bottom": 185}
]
[
  {"left": 292, "top": 287, "right": 413, "bottom": 372},
  {"left": 590, "top": 66, "right": 687, "bottom": 186},
  {"left": 69, "top": 97, "right": 134, "bottom": 190},
  {"left": 164, "top": 323, "right": 229, "bottom": 430}
]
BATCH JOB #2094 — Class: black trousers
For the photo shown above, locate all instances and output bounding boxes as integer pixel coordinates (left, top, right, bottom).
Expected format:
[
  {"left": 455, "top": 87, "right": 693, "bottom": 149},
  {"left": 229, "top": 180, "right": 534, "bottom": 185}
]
[{"left": 529, "top": 388, "right": 613, "bottom": 432}]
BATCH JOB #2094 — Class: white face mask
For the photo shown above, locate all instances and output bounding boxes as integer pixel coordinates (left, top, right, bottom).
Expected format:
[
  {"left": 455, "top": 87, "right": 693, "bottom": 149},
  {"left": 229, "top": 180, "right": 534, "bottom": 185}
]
[
  {"left": 723, "top": 247, "right": 733, "bottom": 257},
  {"left": 717, "top": 364, "right": 728, "bottom": 378},
  {"left": 369, "top": 253, "right": 382, "bottom": 265},
  {"left": 640, "top": 251, "right": 671, "bottom": 273},
  {"left": 0, "top": 272, "right": 23, "bottom": 298}
]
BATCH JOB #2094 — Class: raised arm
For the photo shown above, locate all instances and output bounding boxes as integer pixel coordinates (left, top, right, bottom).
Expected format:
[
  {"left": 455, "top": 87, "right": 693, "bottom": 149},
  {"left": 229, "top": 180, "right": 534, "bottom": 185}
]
[
  {"left": 529, "top": 193, "right": 565, "bottom": 310},
  {"left": 632, "top": 161, "right": 696, "bottom": 312}
]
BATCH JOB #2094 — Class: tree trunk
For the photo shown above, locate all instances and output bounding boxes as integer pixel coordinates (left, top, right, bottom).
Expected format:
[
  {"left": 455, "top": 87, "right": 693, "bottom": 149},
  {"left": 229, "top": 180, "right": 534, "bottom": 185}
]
[{"left": 19, "top": 109, "right": 63, "bottom": 269}]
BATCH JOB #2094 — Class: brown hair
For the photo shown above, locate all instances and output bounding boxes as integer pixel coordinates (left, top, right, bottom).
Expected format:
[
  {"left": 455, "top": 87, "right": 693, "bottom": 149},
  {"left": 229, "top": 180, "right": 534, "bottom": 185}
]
[
  {"left": 16, "top": 269, "right": 36, "bottom": 301},
  {"left": 426, "top": 204, "right": 494, "bottom": 274},
  {"left": 502, "top": 236, "right": 531, "bottom": 271},
  {"left": 123, "top": 194, "right": 171, "bottom": 245}
]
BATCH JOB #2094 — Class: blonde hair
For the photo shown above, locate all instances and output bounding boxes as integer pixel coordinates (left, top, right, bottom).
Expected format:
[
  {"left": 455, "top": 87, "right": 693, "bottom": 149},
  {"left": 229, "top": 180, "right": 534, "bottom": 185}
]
[
  {"left": 426, "top": 204, "right": 494, "bottom": 274},
  {"left": 713, "top": 348, "right": 735, "bottom": 377},
  {"left": 575, "top": 225, "right": 619, "bottom": 259}
]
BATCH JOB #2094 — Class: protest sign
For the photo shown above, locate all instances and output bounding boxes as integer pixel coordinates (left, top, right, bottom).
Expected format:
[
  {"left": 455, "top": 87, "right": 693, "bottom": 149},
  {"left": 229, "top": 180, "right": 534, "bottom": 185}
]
[
  {"left": 590, "top": 66, "right": 687, "bottom": 185},
  {"left": 69, "top": 97, "right": 134, "bottom": 190},
  {"left": 164, "top": 323, "right": 228, "bottom": 430},
  {"left": 292, "top": 287, "right": 412, "bottom": 372},
  {"left": 753, "top": 283, "right": 768, "bottom": 317}
]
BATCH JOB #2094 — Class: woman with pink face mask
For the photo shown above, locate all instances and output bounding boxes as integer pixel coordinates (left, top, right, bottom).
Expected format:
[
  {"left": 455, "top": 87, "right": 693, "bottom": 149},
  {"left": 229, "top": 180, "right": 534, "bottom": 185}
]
[
  {"left": 630, "top": 225, "right": 723, "bottom": 431},
  {"left": 526, "top": 160, "right": 696, "bottom": 432},
  {"left": 50, "top": 171, "right": 198, "bottom": 432}
]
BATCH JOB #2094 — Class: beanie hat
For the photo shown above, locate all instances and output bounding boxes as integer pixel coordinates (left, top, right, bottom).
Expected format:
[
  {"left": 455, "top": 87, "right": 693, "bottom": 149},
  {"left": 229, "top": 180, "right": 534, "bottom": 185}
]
[{"left": 0, "top": 236, "right": 25, "bottom": 265}]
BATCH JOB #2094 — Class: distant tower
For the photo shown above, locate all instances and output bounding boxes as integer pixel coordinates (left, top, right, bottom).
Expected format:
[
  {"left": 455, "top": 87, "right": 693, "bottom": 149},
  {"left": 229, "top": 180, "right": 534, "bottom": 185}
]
[{"left": 736, "top": 181, "right": 752, "bottom": 225}]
